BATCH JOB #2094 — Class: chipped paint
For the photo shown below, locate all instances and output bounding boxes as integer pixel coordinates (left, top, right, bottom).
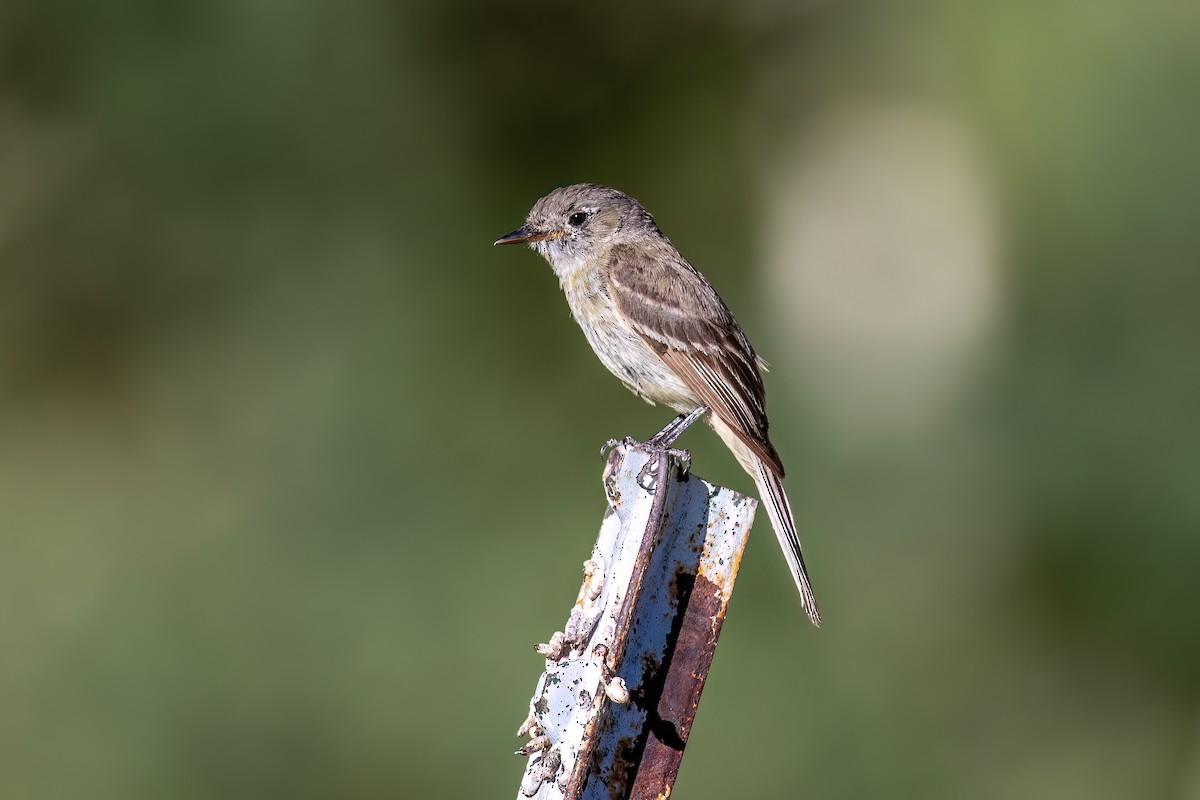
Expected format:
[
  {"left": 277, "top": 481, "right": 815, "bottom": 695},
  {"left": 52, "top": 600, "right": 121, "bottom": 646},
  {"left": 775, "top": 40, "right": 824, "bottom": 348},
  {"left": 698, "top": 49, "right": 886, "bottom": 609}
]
[{"left": 515, "top": 441, "right": 756, "bottom": 800}]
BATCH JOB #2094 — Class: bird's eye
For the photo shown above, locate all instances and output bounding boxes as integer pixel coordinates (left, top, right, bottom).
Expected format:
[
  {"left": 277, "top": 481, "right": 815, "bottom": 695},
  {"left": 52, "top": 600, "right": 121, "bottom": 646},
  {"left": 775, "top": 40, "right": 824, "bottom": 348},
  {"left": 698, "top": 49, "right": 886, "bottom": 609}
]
[{"left": 568, "top": 211, "right": 588, "bottom": 227}]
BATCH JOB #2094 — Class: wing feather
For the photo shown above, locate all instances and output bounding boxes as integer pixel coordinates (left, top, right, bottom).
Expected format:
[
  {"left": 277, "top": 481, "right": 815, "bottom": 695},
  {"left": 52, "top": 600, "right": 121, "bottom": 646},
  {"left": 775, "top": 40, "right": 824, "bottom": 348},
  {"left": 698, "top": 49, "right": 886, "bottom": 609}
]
[{"left": 607, "top": 243, "right": 785, "bottom": 476}]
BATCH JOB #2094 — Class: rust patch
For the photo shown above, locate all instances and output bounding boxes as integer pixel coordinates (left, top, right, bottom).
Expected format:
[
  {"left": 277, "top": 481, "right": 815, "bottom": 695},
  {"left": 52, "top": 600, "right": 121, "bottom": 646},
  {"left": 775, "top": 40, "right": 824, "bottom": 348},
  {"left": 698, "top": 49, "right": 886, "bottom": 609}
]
[
  {"left": 592, "top": 570, "right": 729, "bottom": 799},
  {"left": 629, "top": 572, "right": 726, "bottom": 797}
]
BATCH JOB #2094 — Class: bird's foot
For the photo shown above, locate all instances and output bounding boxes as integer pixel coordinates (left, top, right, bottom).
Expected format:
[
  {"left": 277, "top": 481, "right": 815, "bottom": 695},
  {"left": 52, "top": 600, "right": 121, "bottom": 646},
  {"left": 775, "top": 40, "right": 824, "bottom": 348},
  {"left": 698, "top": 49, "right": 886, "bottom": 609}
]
[
  {"left": 633, "top": 440, "right": 691, "bottom": 490},
  {"left": 600, "top": 437, "right": 636, "bottom": 460},
  {"left": 602, "top": 423, "right": 695, "bottom": 489},
  {"left": 601, "top": 436, "right": 691, "bottom": 489}
]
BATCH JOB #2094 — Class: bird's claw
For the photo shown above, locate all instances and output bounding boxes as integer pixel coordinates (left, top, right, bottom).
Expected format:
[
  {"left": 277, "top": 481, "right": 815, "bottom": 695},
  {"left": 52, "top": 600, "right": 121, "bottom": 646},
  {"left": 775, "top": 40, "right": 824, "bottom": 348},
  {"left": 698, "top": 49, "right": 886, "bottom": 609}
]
[
  {"left": 600, "top": 436, "right": 640, "bottom": 460},
  {"left": 633, "top": 444, "right": 691, "bottom": 490},
  {"left": 602, "top": 433, "right": 691, "bottom": 489}
]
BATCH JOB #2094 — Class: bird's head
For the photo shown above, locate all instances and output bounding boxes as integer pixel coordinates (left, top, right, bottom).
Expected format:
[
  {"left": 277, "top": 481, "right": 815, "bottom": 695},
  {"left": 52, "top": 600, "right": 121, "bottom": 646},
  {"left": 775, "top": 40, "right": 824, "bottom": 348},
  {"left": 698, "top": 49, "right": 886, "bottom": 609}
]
[{"left": 494, "top": 183, "right": 656, "bottom": 275}]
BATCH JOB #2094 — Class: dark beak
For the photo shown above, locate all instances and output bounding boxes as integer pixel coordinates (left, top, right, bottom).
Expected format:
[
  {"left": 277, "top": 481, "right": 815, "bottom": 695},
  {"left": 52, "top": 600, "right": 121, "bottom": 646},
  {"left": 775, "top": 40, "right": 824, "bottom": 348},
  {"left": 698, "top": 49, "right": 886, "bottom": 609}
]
[{"left": 493, "top": 225, "right": 561, "bottom": 246}]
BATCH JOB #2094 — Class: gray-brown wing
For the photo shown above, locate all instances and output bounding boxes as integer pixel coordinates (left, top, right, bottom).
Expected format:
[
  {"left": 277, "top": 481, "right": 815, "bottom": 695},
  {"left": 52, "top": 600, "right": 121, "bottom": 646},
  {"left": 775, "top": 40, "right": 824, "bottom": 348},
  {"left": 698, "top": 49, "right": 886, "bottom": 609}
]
[{"left": 607, "top": 242, "right": 785, "bottom": 476}]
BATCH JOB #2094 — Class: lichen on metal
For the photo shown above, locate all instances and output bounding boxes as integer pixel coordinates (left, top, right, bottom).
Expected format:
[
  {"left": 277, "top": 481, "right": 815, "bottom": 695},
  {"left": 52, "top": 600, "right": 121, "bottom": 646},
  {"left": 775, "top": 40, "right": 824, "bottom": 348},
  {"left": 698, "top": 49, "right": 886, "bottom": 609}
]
[{"left": 515, "top": 441, "right": 756, "bottom": 800}]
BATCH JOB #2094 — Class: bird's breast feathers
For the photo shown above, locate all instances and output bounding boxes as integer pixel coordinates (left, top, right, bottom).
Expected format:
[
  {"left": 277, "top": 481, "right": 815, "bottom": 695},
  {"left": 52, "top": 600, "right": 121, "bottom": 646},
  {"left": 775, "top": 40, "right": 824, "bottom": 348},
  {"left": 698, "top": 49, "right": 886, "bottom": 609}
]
[{"left": 560, "top": 268, "right": 695, "bottom": 410}]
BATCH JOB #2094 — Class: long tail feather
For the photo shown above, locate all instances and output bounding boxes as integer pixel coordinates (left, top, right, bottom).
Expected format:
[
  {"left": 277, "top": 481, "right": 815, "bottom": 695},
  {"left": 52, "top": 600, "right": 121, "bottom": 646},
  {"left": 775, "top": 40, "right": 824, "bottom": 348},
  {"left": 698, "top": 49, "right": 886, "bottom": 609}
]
[{"left": 754, "top": 459, "right": 821, "bottom": 626}]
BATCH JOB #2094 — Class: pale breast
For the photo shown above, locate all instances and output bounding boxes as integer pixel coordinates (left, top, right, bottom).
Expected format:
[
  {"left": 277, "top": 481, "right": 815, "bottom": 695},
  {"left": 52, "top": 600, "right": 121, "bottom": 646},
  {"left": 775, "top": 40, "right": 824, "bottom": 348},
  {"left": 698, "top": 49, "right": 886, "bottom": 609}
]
[{"left": 560, "top": 269, "right": 697, "bottom": 411}]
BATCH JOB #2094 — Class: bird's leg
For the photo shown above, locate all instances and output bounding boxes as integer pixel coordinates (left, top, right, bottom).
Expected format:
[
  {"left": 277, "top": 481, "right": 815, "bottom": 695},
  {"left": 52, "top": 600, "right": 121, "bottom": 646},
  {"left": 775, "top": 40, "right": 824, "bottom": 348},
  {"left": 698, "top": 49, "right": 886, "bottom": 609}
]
[{"left": 648, "top": 405, "right": 708, "bottom": 448}]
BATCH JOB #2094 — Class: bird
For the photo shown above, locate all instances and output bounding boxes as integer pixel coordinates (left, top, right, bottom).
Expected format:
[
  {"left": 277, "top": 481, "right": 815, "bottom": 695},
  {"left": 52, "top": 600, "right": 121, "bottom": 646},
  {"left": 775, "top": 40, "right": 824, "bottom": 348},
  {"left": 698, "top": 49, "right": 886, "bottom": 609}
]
[{"left": 494, "top": 183, "right": 819, "bottom": 626}]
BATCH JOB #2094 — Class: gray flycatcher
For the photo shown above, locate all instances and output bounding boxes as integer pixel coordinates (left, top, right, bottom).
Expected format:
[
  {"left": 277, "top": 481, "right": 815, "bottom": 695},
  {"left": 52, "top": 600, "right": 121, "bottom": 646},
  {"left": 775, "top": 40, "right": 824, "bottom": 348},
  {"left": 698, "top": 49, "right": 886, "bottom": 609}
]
[{"left": 495, "top": 183, "right": 819, "bottom": 626}]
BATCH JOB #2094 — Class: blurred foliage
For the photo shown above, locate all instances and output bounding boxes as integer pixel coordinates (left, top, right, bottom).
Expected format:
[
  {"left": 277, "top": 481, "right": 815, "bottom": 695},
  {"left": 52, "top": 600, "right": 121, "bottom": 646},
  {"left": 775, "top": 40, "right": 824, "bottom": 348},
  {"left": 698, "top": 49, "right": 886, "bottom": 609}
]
[{"left": 1, "top": 0, "right": 1197, "bottom": 798}]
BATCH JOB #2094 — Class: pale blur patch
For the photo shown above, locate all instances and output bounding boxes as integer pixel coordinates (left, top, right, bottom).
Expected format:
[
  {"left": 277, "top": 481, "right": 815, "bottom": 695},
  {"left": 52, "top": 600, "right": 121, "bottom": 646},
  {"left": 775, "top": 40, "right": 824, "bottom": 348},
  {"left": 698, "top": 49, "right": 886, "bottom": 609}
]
[{"left": 759, "top": 102, "right": 1001, "bottom": 443}]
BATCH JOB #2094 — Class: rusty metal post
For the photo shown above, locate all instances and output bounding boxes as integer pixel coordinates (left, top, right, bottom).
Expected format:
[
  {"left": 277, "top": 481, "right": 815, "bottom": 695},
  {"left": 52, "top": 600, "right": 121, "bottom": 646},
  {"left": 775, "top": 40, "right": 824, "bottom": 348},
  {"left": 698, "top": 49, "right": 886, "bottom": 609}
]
[{"left": 516, "top": 441, "right": 756, "bottom": 800}]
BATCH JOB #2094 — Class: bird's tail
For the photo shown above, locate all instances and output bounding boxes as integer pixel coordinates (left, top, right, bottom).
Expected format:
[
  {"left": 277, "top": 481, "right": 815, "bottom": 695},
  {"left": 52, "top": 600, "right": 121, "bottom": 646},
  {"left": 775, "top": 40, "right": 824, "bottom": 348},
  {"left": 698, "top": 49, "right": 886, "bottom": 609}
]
[
  {"left": 753, "top": 459, "right": 821, "bottom": 627},
  {"left": 706, "top": 415, "right": 821, "bottom": 626}
]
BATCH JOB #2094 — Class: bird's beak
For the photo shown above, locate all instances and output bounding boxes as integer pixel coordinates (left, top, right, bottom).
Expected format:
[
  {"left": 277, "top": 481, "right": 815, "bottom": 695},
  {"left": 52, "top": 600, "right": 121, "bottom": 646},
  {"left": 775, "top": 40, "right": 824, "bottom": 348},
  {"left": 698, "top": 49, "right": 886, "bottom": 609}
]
[{"left": 493, "top": 225, "right": 562, "bottom": 246}]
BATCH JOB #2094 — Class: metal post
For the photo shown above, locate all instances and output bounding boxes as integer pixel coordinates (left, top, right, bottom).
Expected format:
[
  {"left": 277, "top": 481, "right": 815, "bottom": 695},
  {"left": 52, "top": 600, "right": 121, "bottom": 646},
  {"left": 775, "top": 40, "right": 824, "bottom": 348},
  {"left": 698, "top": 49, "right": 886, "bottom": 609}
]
[{"left": 516, "top": 440, "right": 757, "bottom": 800}]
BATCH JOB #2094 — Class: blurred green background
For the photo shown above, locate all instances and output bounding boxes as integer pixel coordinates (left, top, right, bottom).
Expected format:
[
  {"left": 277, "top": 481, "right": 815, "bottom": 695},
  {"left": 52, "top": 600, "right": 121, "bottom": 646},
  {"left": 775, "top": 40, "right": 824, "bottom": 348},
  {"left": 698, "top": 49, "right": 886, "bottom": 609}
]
[{"left": 2, "top": 0, "right": 1198, "bottom": 797}]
